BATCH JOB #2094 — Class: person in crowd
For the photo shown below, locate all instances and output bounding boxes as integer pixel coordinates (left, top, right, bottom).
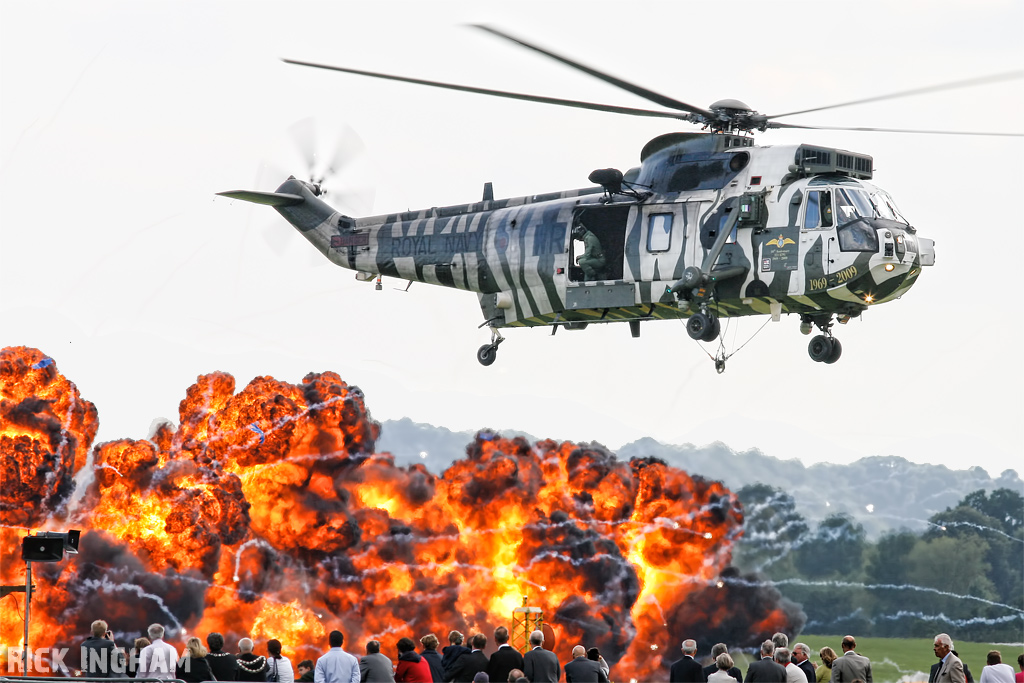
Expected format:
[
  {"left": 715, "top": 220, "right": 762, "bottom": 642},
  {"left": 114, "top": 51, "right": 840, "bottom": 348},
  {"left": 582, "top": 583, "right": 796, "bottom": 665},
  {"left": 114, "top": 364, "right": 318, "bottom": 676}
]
[
  {"left": 932, "top": 634, "right": 965, "bottom": 683},
  {"left": 473, "top": 675, "right": 489, "bottom": 683},
  {"left": 238, "top": 637, "right": 270, "bottom": 681},
  {"left": 442, "top": 632, "right": 471, "bottom": 682},
  {"left": 670, "top": 639, "right": 706, "bottom": 683},
  {"left": 446, "top": 634, "right": 488, "bottom": 683},
  {"left": 523, "top": 630, "right": 560, "bottom": 683},
  {"left": 128, "top": 637, "right": 151, "bottom": 678},
  {"left": 396, "top": 637, "right": 432, "bottom": 683},
  {"left": 564, "top": 644, "right": 607, "bottom": 683},
  {"left": 207, "top": 633, "right": 239, "bottom": 682},
  {"left": 1015, "top": 654, "right": 1024, "bottom": 683},
  {"left": 745, "top": 640, "right": 785, "bottom": 683},
  {"left": 773, "top": 635, "right": 790, "bottom": 652},
  {"left": 954, "top": 652, "right": 975, "bottom": 683},
  {"left": 297, "top": 660, "right": 315, "bottom": 683},
  {"left": 360, "top": 640, "right": 395, "bottom": 683},
  {"left": 792, "top": 644, "right": 815, "bottom": 683},
  {"left": 486, "top": 627, "right": 524, "bottom": 683},
  {"left": 703, "top": 644, "right": 741, "bottom": 683},
  {"left": 710, "top": 654, "right": 743, "bottom": 683},
  {"left": 268, "top": 639, "right": 295, "bottom": 683},
  {"left": 775, "top": 648, "right": 804, "bottom": 683},
  {"left": 81, "top": 619, "right": 125, "bottom": 677},
  {"left": 587, "top": 648, "right": 610, "bottom": 681},
  {"left": 979, "top": 651, "right": 1016, "bottom": 683},
  {"left": 138, "top": 624, "right": 180, "bottom": 680},
  {"left": 831, "top": 636, "right": 871, "bottom": 683},
  {"left": 315, "top": 631, "right": 360, "bottom": 683},
  {"left": 419, "top": 634, "right": 444, "bottom": 683},
  {"left": 816, "top": 648, "right": 836, "bottom": 683},
  {"left": 506, "top": 671, "right": 525, "bottom": 683},
  {"left": 177, "top": 636, "right": 215, "bottom": 683}
]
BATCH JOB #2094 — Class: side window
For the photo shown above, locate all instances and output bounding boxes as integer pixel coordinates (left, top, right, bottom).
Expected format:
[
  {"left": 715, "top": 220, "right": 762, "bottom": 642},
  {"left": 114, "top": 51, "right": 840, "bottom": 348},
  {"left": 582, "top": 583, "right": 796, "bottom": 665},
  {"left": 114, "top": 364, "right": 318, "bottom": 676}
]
[
  {"left": 647, "top": 213, "right": 672, "bottom": 252},
  {"left": 805, "top": 190, "right": 833, "bottom": 229}
]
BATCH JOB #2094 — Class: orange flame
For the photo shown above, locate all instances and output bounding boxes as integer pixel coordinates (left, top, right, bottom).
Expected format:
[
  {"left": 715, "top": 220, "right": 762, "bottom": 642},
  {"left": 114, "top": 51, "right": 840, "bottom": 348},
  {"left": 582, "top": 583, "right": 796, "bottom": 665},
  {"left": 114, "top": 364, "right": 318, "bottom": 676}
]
[{"left": 1, "top": 347, "right": 802, "bottom": 680}]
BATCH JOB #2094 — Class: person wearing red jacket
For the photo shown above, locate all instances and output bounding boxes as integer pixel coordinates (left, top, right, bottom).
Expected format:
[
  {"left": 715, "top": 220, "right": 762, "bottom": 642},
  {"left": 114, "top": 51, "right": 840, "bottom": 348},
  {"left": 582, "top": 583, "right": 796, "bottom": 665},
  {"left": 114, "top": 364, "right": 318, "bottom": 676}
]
[{"left": 396, "top": 638, "right": 433, "bottom": 683}]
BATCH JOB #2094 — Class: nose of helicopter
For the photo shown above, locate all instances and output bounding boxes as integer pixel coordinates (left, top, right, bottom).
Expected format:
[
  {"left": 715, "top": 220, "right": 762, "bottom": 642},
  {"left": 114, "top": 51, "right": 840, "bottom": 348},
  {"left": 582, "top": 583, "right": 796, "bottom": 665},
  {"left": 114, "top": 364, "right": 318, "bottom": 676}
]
[{"left": 918, "top": 236, "right": 936, "bottom": 266}]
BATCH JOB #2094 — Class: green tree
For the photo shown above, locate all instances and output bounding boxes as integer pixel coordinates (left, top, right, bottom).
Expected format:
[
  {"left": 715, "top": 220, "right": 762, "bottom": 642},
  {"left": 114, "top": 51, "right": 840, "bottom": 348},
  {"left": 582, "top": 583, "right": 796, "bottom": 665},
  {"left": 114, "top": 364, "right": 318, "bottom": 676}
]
[
  {"left": 793, "top": 513, "right": 866, "bottom": 579},
  {"left": 734, "top": 483, "right": 809, "bottom": 576},
  {"left": 961, "top": 487, "right": 1023, "bottom": 532},
  {"left": 866, "top": 530, "right": 919, "bottom": 586}
]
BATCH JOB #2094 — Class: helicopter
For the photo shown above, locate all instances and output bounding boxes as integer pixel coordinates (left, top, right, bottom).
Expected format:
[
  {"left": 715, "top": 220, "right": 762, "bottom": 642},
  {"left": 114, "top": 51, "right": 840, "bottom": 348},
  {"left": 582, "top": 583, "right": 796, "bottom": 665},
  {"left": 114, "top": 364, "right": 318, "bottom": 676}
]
[{"left": 218, "top": 26, "right": 1022, "bottom": 372}]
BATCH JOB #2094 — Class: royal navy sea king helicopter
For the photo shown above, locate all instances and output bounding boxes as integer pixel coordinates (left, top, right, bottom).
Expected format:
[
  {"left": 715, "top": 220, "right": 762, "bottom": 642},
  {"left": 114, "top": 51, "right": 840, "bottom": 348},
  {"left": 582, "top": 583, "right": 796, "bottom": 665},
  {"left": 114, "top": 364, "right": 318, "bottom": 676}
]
[{"left": 219, "top": 26, "right": 1022, "bottom": 371}]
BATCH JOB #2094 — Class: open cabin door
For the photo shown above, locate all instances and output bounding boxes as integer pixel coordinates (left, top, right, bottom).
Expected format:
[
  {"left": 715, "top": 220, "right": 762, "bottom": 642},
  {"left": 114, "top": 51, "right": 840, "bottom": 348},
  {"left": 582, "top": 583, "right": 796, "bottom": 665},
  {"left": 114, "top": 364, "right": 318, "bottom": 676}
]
[
  {"left": 565, "top": 203, "right": 635, "bottom": 311},
  {"left": 568, "top": 204, "right": 631, "bottom": 283}
]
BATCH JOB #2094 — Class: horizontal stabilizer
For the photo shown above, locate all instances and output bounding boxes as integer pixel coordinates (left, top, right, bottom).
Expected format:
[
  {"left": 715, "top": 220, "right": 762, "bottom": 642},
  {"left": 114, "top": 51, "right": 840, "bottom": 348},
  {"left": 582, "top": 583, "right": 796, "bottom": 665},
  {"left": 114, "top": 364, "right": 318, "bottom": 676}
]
[{"left": 216, "top": 190, "right": 305, "bottom": 207}]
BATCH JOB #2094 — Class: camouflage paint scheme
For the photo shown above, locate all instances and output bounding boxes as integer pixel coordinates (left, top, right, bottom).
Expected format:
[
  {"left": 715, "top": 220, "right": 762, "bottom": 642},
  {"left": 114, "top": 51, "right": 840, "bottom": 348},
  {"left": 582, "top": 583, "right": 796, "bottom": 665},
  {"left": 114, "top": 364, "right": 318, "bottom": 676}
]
[{"left": 227, "top": 132, "right": 934, "bottom": 339}]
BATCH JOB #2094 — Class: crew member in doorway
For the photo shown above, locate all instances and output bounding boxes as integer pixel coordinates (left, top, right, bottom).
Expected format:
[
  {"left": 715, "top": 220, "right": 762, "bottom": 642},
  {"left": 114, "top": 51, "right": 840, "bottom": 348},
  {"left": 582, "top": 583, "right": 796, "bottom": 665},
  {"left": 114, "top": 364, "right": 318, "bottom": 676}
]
[{"left": 573, "top": 223, "right": 606, "bottom": 280}]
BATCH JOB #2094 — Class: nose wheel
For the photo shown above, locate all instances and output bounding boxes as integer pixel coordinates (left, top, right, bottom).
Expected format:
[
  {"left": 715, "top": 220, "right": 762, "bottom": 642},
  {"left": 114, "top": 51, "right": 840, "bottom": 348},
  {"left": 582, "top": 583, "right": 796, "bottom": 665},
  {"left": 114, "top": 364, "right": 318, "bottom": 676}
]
[
  {"left": 803, "top": 315, "right": 843, "bottom": 364},
  {"left": 808, "top": 335, "right": 842, "bottom": 363}
]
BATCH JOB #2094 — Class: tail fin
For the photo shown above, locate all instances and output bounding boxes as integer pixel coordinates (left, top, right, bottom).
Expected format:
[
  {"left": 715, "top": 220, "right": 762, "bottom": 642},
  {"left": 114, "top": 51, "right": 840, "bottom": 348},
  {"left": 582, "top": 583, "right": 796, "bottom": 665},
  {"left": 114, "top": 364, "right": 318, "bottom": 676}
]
[{"left": 216, "top": 190, "right": 304, "bottom": 207}]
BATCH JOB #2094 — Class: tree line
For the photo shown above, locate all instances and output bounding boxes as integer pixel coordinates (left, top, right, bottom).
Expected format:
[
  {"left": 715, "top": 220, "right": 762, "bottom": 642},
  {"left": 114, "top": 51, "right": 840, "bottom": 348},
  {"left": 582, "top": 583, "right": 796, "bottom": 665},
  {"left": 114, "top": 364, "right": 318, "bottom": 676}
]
[{"left": 732, "top": 485, "right": 1024, "bottom": 642}]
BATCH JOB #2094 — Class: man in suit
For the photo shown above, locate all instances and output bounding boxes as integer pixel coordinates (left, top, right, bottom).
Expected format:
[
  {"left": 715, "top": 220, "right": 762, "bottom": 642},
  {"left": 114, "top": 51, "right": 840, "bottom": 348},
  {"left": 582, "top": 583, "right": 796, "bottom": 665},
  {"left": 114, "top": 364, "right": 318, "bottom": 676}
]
[
  {"left": 564, "top": 646, "right": 607, "bottom": 683},
  {"left": 930, "top": 652, "right": 973, "bottom": 683},
  {"left": 523, "top": 631, "right": 560, "bottom": 683},
  {"left": 830, "top": 636, "right": 871, "bottom": 683},
  {"left": 745, "top": 641, "right": 786, "bottom": 683},
  {"left": 792, "top": 645, "right": 815, "bottom": 683},
  {"left": 359, "top": 641, "right": 395, "bottom": 683},
  {"left": 446, "top": 634, "right": 489, "bottom": 683},
  {"left": 670, "top": 640, "right": 706, "bottom": 683},
  {"left": 486, "top": 627, "right": 524, "bottom": 683},
  {"left": 932, "top": 634, "right": 966, "bottom": 683}
]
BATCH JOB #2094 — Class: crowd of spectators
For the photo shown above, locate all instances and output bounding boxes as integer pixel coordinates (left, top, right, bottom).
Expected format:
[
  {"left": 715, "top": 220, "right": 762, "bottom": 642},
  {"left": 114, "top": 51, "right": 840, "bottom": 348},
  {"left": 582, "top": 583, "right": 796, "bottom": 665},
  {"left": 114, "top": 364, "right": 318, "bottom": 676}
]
[{"left": 74, "top": 621, "right": 1024, "bottom": 683}]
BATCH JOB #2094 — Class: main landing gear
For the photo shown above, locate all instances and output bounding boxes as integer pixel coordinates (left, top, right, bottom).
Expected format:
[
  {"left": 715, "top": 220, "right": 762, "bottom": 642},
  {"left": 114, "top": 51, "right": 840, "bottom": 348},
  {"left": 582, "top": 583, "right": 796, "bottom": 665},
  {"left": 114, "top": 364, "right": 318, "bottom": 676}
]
[
  {"left": 802, "top": 314, "right": 843, "bottom": 364},
  {"left": 476, "top": 327, "right": 506, "bottom": 366}
]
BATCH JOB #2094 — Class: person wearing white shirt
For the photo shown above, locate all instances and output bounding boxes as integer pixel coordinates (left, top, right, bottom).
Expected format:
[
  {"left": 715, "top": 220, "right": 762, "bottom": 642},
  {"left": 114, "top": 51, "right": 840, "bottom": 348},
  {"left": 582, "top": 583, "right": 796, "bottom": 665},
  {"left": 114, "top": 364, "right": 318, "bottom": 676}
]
[
  {"left": 775, "top": 648, "right": 807, "bottom": 683},
  {"left": 268, "top": 639, "right": 295, "bottom": 683},
  {"left": 979, "top": 651, "right": 1016, "bottom": 683},
  {"left": 137, "top": 624, "right": 180, "bottom": 681},
  {"left": 314, "top": 631, "right": 359, "bottom": 683}
]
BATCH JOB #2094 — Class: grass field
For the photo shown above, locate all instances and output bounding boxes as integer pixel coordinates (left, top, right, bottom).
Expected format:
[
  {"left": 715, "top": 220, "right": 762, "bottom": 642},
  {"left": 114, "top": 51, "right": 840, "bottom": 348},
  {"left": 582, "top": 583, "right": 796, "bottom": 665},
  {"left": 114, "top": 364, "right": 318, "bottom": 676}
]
[{"left": 723, "top": 636, "right": 1024, "bottom": 683}]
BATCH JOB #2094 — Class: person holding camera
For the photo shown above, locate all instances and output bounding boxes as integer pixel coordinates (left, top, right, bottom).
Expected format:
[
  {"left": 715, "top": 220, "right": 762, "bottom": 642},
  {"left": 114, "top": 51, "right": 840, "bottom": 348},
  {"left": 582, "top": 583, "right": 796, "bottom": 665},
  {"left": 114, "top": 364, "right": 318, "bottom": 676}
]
[{"left": 81, "top": 620, "right": 126, "bottom": 677}]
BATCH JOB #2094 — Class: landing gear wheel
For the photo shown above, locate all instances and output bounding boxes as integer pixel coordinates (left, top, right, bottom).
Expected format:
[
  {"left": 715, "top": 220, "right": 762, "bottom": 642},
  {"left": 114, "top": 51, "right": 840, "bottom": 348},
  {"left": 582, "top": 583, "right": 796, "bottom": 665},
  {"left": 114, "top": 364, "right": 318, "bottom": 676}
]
[
  {"left": 701, "top": 316, "right": 721, "bottom": 342},
  {"left": 476, "top": 344, "right": 497, "bottom": 366},
  {"left": 687, "top": 312, "right": 712, "bottom": 340},
  {"left": 824, "top": 337, "right": 843, "bottom": 364},
  {"left": 808, "top": 335, "right": 834, "bottom": 363}
]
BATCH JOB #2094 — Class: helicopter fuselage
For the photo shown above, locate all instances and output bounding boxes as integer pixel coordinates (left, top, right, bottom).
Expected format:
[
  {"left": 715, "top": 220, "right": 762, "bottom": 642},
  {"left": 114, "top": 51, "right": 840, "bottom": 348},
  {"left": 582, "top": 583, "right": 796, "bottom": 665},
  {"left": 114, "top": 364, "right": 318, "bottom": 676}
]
[{"left": 264, "top": 132, "right": 934, "bottom": 338}]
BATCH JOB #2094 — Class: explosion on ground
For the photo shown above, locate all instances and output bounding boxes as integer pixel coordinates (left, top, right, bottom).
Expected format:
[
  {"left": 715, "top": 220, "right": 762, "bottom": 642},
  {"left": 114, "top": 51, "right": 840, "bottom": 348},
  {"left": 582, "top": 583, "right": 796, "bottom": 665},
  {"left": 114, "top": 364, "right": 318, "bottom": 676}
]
[{"left": 0, "top": 346, "right": 803, "bottom": 680}]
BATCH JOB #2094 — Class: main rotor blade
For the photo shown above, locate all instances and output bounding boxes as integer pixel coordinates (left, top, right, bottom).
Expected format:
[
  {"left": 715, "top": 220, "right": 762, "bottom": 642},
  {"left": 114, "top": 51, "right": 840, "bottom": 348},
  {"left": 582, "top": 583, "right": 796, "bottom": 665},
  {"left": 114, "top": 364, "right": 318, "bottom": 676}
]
[
  {"left": 768, "top": 70, "right": 1024, "bottom": 119},
  {"left": 472, "top": 24, "right": 714, "bottom": 119},
  {"left": 283, "top": 58, "right": 691, "bottom": 121},
  {"left": 768, "top": 121, "right": 1024, "bottom": 137}
]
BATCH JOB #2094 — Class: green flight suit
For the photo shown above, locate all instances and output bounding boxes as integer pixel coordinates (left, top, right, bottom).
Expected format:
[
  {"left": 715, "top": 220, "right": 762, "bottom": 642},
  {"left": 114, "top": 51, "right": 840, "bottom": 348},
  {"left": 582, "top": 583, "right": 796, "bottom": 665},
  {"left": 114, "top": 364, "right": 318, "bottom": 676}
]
[{"left": 576, "top": 229, "right": 606, "bottom": 280}]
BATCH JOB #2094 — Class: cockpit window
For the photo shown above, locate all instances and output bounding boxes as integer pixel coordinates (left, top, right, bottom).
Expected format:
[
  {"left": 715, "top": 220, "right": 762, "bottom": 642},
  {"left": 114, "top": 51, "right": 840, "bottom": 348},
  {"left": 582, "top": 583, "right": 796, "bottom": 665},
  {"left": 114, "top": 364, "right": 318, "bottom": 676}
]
[
  {"left": 838, "top": 221, "right": 879, "bottom": 252},
  {"left": 805, "top": 190, "right": 833, "bottom": 229},
  {"left": 869, "top": 190, "right": 908, "bottom": 224},
  {"left": 838, "top": 188, "right": 875, "bottom": 222}
]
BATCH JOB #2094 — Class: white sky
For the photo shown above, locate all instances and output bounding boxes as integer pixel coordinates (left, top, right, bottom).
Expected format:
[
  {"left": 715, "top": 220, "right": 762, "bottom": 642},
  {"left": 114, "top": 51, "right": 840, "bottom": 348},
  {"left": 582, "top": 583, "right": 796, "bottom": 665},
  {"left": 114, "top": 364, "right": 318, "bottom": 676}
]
[{"left": 2, "top": 0, "right": 1021, "bottom": 474}]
